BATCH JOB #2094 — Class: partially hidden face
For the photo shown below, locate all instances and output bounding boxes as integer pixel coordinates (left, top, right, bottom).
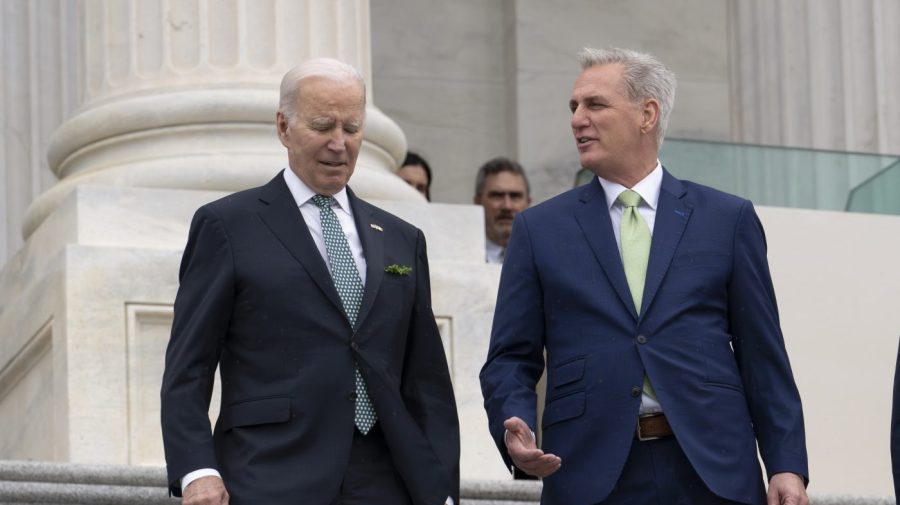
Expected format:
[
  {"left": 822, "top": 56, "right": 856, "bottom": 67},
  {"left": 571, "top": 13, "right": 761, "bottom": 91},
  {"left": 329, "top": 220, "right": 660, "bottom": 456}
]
[
  {"left": 278, "top": 75, "right": 366, "bottom": 196},
  {"left": 397, "top": 164, "right": 429, "bottom": 199},
  {"left": 569, "top": 63, "right": 647, "bottom": 176},
  {"left": 475, "top": 172, "right": 530, "bottom": 246}
]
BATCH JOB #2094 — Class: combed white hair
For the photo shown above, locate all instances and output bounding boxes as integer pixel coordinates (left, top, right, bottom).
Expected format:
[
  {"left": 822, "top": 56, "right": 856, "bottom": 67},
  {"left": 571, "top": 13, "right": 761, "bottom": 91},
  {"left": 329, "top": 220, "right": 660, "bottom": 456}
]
[
  {"left": 578, "top": 47, "right": 676, "bottom": 145},
  {"left": 279, "top": 58, "right": 366, "bottom": 122}
]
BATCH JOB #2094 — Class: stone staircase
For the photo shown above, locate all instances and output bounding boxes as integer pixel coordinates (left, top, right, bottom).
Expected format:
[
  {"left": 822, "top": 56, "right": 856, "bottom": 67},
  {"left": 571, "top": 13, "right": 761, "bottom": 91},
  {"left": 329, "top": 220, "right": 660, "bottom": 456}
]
[{"left": 0, "top": 460, "right": 891, "bottom": 505}]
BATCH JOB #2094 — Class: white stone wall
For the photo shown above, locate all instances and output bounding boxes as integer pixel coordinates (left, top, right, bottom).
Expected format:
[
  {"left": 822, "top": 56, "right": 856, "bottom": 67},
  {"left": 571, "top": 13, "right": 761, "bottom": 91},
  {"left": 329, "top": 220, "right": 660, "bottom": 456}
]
[
  {"left": 759, "top": 206, "right": 900, "bottom": 496},
  {"left": 372, "top": 0, "right": 736, "bottom": 204},
  {"left": 371, "top": 0, "right": 516, "bottom": 204}
]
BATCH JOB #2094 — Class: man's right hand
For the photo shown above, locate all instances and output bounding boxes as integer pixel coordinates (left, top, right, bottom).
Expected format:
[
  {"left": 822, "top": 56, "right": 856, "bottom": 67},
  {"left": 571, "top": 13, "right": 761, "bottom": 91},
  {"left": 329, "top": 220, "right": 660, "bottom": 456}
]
[
  {"left": 504, "top": 416, "right": 561, "bottom": 477},
  {"left": 183, "top": 476, "right": 229, "bottom": 505}
]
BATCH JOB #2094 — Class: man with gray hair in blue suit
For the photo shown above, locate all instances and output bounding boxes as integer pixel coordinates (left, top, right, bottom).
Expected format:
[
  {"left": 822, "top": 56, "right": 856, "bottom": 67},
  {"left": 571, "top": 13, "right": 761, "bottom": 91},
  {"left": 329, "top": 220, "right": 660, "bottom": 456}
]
[{"left": 481, "top": 47, "right": 809, "bottom": 505}]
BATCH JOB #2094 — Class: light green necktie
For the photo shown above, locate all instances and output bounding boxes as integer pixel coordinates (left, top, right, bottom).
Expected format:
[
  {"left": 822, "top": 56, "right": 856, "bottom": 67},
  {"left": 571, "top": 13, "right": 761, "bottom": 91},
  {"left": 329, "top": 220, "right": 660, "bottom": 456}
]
[
  {"left": 312, "top": 195, "right": 377, "bottom": 434},
  {"left": 617, "top": 189, "right": 657, "bottom": 400}
]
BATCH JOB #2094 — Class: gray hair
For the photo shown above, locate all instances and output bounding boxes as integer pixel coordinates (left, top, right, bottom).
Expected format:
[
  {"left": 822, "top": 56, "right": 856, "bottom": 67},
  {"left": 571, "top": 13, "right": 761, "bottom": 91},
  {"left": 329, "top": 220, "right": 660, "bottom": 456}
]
[
  {"left": 279, "top": 58, "right": 366, "bottom": 122},
  {"left": 474, "top": 157, "right": 530, "bottom": 197},
  {"left": 577, "top": 47, "right": 676, "bottom": 145}
]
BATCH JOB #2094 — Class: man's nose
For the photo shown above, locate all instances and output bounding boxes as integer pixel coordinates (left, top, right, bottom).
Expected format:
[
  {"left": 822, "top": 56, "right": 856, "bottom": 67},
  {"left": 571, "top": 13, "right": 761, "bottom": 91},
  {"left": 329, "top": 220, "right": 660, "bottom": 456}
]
[
  {"left": 327, "top": 130, "right": 347, "bottom": 151},
  {"left": 571, "top": 106, "right": 588, "bottom": 130}
]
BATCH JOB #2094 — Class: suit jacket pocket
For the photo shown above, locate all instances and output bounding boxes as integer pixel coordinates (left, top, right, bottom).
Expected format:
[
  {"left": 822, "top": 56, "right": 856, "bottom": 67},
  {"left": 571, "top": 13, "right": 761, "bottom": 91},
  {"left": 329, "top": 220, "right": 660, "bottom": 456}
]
[
  {"left": 550, "top": 357, "right": 585, "bottom": 388},
  {"left": 219, "top": 396, "right": 292, "bottom": 432},
  {"left": 671, "top": 251, "right": 731, "bottom": 269},
  {"left": 541, "top": 391, "right": 585, "bottom": 429}
]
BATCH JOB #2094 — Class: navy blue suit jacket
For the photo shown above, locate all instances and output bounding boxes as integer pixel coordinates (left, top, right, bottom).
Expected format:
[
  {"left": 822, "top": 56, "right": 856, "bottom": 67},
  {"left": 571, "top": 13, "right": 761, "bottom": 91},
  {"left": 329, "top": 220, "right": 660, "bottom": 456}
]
[
  {"left": 161, "top": 172, "right": 459, "bottom": 504},
  {"left": 891, "top": 339, "right": 900, "bottom": 499},
  {"left": 480, "top": 170, "right": 807, "bottom": 504}
]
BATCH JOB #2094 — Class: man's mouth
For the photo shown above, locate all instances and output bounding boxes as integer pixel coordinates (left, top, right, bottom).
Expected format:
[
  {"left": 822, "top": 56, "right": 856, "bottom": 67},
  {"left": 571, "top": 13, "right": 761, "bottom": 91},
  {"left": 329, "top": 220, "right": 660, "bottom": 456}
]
[
  {"left": 576, "top": 136, "right": 597, "bottom": 152},
  {"left": 320, "top": 160, "right": 346, "bottom": 167}
]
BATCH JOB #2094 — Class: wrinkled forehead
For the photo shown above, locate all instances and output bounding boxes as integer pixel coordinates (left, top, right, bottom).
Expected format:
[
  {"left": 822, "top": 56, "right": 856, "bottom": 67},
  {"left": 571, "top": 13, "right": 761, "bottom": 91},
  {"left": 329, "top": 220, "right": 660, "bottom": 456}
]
[
  {"left": 297, "top": 77, "right": 366, "bottom": 116},
  {"left": 299, "top": 75, "right": 365, "bottom": 99}
]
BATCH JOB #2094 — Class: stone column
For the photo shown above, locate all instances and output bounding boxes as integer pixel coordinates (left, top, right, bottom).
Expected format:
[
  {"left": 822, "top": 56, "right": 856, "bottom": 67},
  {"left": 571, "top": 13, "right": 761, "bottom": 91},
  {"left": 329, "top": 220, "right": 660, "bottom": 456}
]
[
  {"left": 0, "top": 0, "right": 430, "bottom": 466},
  {"left": 23, "top": 0, "right": 421, "bottom": 239},
  {"left": 0, "top": 0, "right": 78, "bottom": 268},
  {"left": 0, "top": 0, "right": 500, "bottom": 477},
  {"left": 732, "top": 0, "right": 900, "bottom": 153}
]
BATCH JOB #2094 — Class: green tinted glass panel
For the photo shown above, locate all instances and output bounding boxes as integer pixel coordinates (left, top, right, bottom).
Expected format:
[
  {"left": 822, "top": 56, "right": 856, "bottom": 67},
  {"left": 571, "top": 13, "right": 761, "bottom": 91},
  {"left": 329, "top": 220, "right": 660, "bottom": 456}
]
[
  {"left": 846, "top": 160, "right": 900, "bottom": 215},
  {"left": 575, "top": 139, "right": 899, "bottom": 216}
]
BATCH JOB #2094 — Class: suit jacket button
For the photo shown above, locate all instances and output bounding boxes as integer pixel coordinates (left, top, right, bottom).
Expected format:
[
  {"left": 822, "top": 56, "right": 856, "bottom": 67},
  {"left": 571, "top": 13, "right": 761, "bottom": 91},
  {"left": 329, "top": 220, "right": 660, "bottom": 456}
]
[
  {"left": 348, "top": 392, "right": 358, "bottom": 401},
  {"left": 351, "top": 342, "right": 359, "bottom": 351},
  {"left": 636, "top": 335, "right": 647, "bottom": 344},
  {"left": 631, "top": 386, "right": 642, "bottom": 397}
]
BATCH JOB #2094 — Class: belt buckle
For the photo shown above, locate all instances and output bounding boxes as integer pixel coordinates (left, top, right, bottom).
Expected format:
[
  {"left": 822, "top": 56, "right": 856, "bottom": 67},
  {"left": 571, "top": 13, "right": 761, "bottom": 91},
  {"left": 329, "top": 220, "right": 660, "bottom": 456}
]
[{"left": 636, "top": 416, "right": 660, "bottom": 442}]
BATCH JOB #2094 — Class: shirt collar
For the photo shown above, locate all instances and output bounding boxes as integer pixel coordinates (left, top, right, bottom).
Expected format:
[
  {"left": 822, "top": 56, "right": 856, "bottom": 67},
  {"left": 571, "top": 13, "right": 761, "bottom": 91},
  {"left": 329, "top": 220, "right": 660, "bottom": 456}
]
[
  {"left": 485, "top": 239, "right": 504, "bottom": 255},
  {"left": 596, "top": 160, "right": 663, "bottom": 210},
  {"left": 282, "top": 168, "right": 352, "bottom": 214}
]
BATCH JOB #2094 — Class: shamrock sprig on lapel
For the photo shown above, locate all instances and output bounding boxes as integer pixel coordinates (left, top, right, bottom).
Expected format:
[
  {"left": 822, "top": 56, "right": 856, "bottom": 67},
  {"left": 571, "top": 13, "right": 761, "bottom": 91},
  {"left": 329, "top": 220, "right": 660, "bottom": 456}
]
[{"left": 384, "top": 264, "right": 412, "bottom": 276}]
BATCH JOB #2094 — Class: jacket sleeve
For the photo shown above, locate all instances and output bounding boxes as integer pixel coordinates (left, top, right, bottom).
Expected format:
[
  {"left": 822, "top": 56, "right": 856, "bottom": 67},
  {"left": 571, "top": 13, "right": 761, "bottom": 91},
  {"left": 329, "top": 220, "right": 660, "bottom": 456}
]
[
  {"left": 729, "top": 201, "right": 809, "bottom": 483},
  {"left": 160, "top": 206, "right": 234, "bottom": 496},
  {"left": 479, "top": 213, "right": 546, "bottom": 471}
]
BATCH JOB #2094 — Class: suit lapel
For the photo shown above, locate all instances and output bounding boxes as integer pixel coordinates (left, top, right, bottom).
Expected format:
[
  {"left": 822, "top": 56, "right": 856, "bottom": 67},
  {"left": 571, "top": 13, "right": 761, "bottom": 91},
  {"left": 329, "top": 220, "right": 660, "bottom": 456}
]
[
  {"left": 641, "top": 169, "right": 692, "bottom": 319},
  {"left": 348, "top": 188, "right": 384, "bottom": 330},
  {"left": 574, "top": 179, "right": 639, "bottom": 319},
  {"left": 256, "top": 171, "right": 346, "bottom": 320}
]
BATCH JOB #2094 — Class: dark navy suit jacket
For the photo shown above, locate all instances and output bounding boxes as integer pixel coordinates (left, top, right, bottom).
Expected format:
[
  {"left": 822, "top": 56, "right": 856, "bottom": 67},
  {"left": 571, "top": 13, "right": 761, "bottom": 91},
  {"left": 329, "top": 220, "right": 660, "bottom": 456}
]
[
  {"left": 161, "top": 172, "right": 459, "bottom": 504},
  {"left": 891, "top": 339, "right": 900, "bottom": 499},
  {"left": 480, "top": 170, "right": 808, "bottom": 504}
]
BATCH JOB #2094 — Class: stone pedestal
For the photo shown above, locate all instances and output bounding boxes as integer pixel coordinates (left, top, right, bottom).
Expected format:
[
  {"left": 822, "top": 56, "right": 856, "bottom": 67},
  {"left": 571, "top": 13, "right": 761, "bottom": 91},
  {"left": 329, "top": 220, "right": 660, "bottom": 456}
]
[{"left": 0, "top": 185, "right": 507, "bottom": 479}]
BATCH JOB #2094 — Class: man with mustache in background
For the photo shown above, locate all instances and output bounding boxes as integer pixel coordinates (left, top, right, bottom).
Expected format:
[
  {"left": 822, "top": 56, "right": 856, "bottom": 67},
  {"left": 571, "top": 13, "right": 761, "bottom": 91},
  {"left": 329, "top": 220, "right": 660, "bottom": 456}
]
[{"left": 473, "top": 157, "right": 532, "bottom": 264}]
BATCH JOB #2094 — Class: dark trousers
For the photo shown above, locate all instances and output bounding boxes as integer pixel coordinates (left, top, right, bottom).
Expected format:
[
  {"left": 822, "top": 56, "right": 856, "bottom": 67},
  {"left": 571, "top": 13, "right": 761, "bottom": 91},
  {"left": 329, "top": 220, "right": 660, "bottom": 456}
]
[
  {"left": 330, "top": 424, "right": 412, "bottom": 505},
  {"left": 598, "top": 437, "right": 765, "bottom": 505}
]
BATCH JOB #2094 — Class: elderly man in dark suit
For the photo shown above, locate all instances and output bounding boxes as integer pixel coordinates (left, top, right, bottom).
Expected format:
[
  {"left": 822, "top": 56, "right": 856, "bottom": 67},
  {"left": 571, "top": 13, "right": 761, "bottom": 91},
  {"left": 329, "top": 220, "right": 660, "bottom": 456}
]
[
  {"left": 161, "top": 58, "right": 459, "bottom": 505},
  {"left": 480, "top": 47, "right": 808, "bottom": 505}
]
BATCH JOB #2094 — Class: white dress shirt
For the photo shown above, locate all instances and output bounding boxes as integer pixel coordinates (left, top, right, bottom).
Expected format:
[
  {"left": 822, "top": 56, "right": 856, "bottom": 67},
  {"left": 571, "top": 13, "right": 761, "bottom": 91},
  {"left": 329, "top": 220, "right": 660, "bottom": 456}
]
[
  {"left": 595, "top": 161, "right": 664, "bottom": 415},
  {"left": 282, "top": 168, "right": 367, "bottom": 281},
  {"left": 485, "top": 239, "right": 505, "bottom": 264}
]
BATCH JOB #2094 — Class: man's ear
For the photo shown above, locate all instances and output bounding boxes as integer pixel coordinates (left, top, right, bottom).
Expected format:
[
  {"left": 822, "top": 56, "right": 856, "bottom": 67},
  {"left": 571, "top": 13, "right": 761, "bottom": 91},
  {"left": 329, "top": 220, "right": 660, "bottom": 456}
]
[
  {"left": 276, "top": 111, "right": 290, "bottom": 146},
  {"left": 640, "top": 98, "right": 660, "bottom": 134}
]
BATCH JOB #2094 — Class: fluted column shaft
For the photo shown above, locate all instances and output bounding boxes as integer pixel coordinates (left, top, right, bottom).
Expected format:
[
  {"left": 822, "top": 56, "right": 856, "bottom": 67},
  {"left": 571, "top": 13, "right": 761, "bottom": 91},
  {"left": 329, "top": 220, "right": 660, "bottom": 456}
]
[{"left": 732, "top": 0, "right": 900, "bottom": 154}]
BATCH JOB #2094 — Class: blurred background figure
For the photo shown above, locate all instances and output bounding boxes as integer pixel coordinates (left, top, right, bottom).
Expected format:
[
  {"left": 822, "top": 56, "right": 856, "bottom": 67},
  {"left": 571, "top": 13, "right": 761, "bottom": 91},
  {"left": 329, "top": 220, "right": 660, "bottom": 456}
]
[
  {"left": 398, "top": 151, "right": 433, "bottom": 200},
  {"left": 473, "top": 157, "right": 531, "bottom": 264}
]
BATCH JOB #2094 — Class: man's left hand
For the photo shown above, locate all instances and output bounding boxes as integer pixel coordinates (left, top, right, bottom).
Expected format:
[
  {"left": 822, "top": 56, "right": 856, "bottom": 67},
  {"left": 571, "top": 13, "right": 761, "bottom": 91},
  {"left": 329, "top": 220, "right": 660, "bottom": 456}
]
[{"left": 767, "top": 472, "right": 808, "bottom": 505}]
